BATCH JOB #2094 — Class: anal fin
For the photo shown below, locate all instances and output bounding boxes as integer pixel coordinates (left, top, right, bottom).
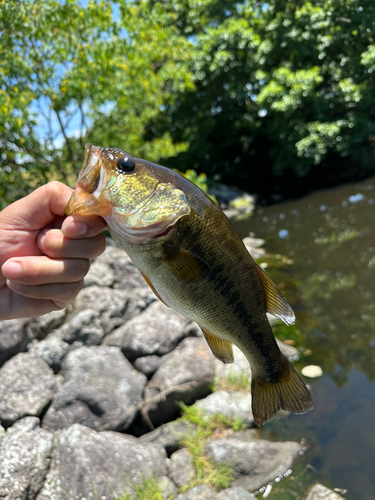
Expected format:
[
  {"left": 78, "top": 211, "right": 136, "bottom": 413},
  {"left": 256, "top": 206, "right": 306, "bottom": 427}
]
[
  {"left": 255, "top": 263, "right": 296, "bottom": 325},
  {"left": 201, "top": 327, "right": 234, "bottom": 364}
]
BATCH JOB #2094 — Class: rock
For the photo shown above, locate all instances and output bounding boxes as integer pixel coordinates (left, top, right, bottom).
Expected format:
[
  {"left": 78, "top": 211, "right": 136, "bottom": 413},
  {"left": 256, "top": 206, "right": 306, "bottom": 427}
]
[
  {"left": 99, "top": 287, "right": 157, "bottom": 335},
  {"left": 73, "top": 285, "right": 129, "bottom": 316},
  {"left": 134, "top": 355, "right": 162, "bottom": 377},
  {"left": 217, "top": 486, "right": 253, "bottom": 500},
  {"left": 205, "top": 438, "right": 301, "bottom": 492},
  {"left": 196, "top": 390, "right": 254, "bottom": 427},
  {"left": 176, "top": 484, "right": 218, "bottom": 500},
  {"left": 242, "top": 236, "right": 266, "bottom": 260},
  {"left": 55, "top": 308, "right": 104, "bottom": 345},
  {"left": 0, "top": 426, "right": 5, "bottom": 445},
  {"left": 305, "top": 483, "right": 346, "bottom": 500},
  {"left": 0, "top": 318, "right": 30, "bottom": 367},
  {"left": 0, "top": 353, "right": 57, "bottom": 426},
  {"left": 105, "top": 301, "right": 190, "bottom": 360},
  {"left": 276, "top": 338, "right": 300, "bottom": 360},
  {"left": 158, "top": 476, "right": 178, "bottom": 499},
  {"left": 0, "top": 417, "right": 53, "bottom": 500},
  {"left": 28, "top": 336, "right": 70, "bottom": 372},
  {"left": 96, "top": 244, "right": 148, "bottom": 290},
  {"left": 140, "top": 419, "right": 197, "bottom": 455},
  {"left": 26, "top": 309, "right": 68, "bottom": 340},
  {"left": 168, "top": 449, "right": 195, "bottom": 487},
  {"left": 302, "top": 365, "right": 324, "bottom": 378},
  {"left": 43, "top": 346, "right": 146, "bottom": 431},
  {"left": 143, "top": 337, "right": 215, "bottom": 427},
  {"left": 214, "top": 346, "right": 251, "bottom": 387},
  {"left": 37, "top": 424, "right": 168, "bottom": 500},
  {"left": 84, "top": 260, "right": 115, "bottom": 287},
  {"left": 208, "top": 183, "right": 247, "bottom": 209}
]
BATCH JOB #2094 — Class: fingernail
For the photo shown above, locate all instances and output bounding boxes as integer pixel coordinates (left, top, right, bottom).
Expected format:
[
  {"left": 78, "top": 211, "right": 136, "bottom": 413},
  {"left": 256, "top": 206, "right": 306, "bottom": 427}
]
[
  {"left": 3, "top": 262, "right": 22, "bottom": 279},
  {"left": 63, "top": 221, "right": 88, "bottom": 238}
]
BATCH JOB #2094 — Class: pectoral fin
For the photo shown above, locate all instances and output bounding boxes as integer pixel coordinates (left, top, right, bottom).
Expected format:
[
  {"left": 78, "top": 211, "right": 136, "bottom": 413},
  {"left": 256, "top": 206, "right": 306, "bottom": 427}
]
[
  {"left": 201, "top": 328, "right": 234, "bottom": 364},
  {"left": 141, "top": 272, "right": 170, "bottom": 308},
  {"left": 255, "top": 263, "right": 295, "bottom": 326},
  {"left": 162, "top": 244, "right": 211, "bottom": 282}
]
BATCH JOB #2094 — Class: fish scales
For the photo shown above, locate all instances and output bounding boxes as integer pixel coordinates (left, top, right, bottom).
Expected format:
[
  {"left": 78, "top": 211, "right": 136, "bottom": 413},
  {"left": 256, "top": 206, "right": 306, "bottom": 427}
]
[{"left": 65, "top": 144, "right": 314, "bottom": 426}]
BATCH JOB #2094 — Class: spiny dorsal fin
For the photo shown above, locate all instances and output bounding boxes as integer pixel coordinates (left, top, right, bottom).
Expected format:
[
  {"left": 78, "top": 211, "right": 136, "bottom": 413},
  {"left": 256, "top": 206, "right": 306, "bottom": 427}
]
[
  {"left": 255, "top": 263, "right": 295, "bottom": 326},
  {"left": 162, "top": 244, "right": 211, "bottom": 282},
  {"left": 201, "top": 327, "right": 234, "bottom": 364}
]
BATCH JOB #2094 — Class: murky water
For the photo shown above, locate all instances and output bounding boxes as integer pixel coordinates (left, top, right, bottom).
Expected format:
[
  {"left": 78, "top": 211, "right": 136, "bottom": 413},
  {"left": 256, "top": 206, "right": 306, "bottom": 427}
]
[{"left": 235, "top": 178, "right": 375, "bottom": 500}]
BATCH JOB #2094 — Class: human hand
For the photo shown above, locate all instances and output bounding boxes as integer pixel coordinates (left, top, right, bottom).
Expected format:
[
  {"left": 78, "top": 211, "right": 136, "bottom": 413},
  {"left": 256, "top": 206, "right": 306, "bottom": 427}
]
[{"left": 0, "top": 181, "right": 107, "bottom": 320}]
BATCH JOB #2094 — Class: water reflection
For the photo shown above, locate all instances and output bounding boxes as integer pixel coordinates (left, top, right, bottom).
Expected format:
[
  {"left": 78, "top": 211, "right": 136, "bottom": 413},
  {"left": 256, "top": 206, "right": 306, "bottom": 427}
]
[{"left": 235, "top": 177, "right": 375, "bottom": 499}]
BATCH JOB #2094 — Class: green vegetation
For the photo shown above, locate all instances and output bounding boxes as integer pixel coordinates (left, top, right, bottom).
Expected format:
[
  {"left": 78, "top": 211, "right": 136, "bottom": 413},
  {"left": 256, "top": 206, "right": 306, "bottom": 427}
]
[
  {"left": 111, "top": 474, "right": 165, "bottom": 500},
  {"left": 214, "top": 368, "right": 250, "bottom": 392},
  {"left": 1, "top": 0, "right": 375, "bottom": 207},
  {"left": 177, "top": 403, "right": 246, "bottom": 492}
]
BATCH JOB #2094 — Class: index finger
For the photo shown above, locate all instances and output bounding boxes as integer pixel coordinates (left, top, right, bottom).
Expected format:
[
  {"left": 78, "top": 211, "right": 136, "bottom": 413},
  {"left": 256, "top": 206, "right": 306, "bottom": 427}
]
[{"left": 61, "top": 214, "right": 107, "bottom": 239}]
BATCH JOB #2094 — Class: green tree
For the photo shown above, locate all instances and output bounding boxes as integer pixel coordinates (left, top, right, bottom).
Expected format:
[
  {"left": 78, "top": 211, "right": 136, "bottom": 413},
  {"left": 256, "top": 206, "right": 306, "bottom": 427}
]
[
  {"left": 150, "top": 0, "right": 375, "bottom": 195},
  {"left": 0, "top": 0, "right": 193, "bottom": 208}
]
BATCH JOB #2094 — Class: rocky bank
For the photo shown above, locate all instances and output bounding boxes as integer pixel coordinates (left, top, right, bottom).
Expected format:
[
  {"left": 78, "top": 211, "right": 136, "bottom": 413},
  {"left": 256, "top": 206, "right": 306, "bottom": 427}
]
[{"left": 0, "top": 229, "right": 344, "bottom": 500}]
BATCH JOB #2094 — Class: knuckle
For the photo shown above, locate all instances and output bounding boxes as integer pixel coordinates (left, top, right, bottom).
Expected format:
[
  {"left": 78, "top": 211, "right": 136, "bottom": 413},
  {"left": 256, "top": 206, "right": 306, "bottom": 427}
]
[
  {"left": 74, "top": 259, "right": 90, "bottom": 280},
  {"left": 90, "top": 234, "right": 107, "bottom": 258}
]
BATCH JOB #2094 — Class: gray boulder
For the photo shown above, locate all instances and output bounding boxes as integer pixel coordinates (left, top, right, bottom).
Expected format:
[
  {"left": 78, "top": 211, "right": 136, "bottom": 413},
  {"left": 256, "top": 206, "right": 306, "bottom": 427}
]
[
  {"left": 0, "top": 417, "right": 53, "bottom": 500},
  {"left": 28, "top": 336, "right": 70, "bottom": 372},
  {"left": 134, "top": 354, "right": 162, "bottom": 377},
  {"left": 205, "top": 438, "right": 301, "bottom": 492},
  {"left": 168, "top": 449, "right": 195, "bottom": 487},
  {"left": 105, "top": 301, "right": 190, "bottom": 360},
  {"left": 83, "top": 260, "right": 115, "bottom": 287},
  {"left": 305, "top": 484, "right": 346, "bottom": 500},
  {"left": 73, "top": 284, "right": 129, "bottom": 316},
  {"left": 176, "top": 485, "right": 218, "bottom": 500},
  {"left": 217, "top": 486, "right": 253, "bottom": 500},
  {"left": 55, "top": 308, "right": 104, "bottom": 345},
  {"left": 158, "top": 476, "right": 178, "bottom": 499},
  {"left": 43, "top": 346, "right": 146, "bottom": 431},
  {"left": 0, "top": 318, "right": 30, "bottom": 367},
  {"left": 143, "top": 337, "right": 215, "bottom": 426},
  {"left": 26, "top": 308, "right": 68, "bottom": 340},
  {"left": 96, "top": 244, "right": 148, "bottom": 290},
  {"left": 276, "top": 338, "right": 299, "bottom": 361},
  {"left": 214, "top": 346, "right": 251, "bottom": 388},
  {"left": 140, "top": 419, "right": 197, "bottom": 455},
  {"left": 36, "top": 424, "right": 168, "bottom": 500},
  {"left": 0, "top": 353, "right": 57, "bottom": 426},
  {"left": 196, "top": 390, "right": 254, "bottom": 427}
]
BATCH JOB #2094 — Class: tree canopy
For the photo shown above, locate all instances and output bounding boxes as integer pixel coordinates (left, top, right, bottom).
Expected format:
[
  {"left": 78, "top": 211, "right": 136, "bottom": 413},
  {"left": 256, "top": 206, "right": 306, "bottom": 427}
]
[{"left": 1, "top": 0, "right": 375, "bottom": 206}]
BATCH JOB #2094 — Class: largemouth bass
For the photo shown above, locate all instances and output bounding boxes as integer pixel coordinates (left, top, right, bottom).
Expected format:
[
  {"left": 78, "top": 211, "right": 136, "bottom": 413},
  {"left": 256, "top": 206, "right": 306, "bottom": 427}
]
[{"left": 65, "top": 144, "right": 313, "bottom": 426}]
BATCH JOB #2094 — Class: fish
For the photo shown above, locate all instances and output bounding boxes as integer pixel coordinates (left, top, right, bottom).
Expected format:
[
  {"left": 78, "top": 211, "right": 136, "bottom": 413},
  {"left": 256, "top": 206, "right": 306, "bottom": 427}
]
[{"left": 65, "top": 143, "right": 314, "bottom": 426}]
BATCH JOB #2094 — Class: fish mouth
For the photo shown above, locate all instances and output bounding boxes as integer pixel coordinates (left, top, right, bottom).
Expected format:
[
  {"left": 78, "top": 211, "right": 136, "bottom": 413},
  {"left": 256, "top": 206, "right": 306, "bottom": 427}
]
[{"left": 65, "top": 144, "right": 112, "bottom": 217}]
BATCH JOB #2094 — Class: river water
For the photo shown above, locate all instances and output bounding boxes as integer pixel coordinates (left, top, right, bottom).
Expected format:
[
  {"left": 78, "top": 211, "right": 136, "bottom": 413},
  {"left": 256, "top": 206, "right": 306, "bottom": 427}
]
[{"left": 235, "top": 178, "right": 375, "bottom": 500}]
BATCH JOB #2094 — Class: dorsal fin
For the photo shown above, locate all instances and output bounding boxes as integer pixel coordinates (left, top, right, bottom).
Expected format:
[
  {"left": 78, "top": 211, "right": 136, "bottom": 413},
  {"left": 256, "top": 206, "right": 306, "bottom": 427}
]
[
  {"left": 255, "top": 263, "right": 295, "bottom": 326},
  {"left": 201, "top": 327, "right": 234, "bottom": 364}
]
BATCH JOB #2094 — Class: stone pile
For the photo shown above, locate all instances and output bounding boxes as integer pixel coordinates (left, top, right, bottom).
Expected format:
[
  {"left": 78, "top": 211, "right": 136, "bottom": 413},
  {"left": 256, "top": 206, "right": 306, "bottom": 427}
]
[{"left": 0, "top": 238, "right": 344, "bottom": 500}]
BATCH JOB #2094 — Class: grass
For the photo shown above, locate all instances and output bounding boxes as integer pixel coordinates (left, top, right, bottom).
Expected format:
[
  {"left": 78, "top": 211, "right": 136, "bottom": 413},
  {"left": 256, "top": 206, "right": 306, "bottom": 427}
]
[
  {"left": 113, "top": 474, "right": 166, "bottom": 500},
  {"left": 213, "top": 368, "right": 250, "bottom": 392},
  {"left": 176, "top": 403, "right": 247, "bottom": 493}
]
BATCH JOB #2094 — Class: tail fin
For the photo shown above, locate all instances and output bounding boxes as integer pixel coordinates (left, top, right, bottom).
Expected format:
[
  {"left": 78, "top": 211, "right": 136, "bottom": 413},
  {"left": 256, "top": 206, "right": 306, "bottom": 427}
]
[{"left": 251, "top": 358, "right": 313, "bottom": 426}]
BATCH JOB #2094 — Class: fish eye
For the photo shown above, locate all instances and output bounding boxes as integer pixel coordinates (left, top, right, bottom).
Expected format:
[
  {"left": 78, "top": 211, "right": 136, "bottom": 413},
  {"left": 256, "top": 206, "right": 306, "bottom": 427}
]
[{"left": 116, "top": 156, "right": 135, "bottom": 173}]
